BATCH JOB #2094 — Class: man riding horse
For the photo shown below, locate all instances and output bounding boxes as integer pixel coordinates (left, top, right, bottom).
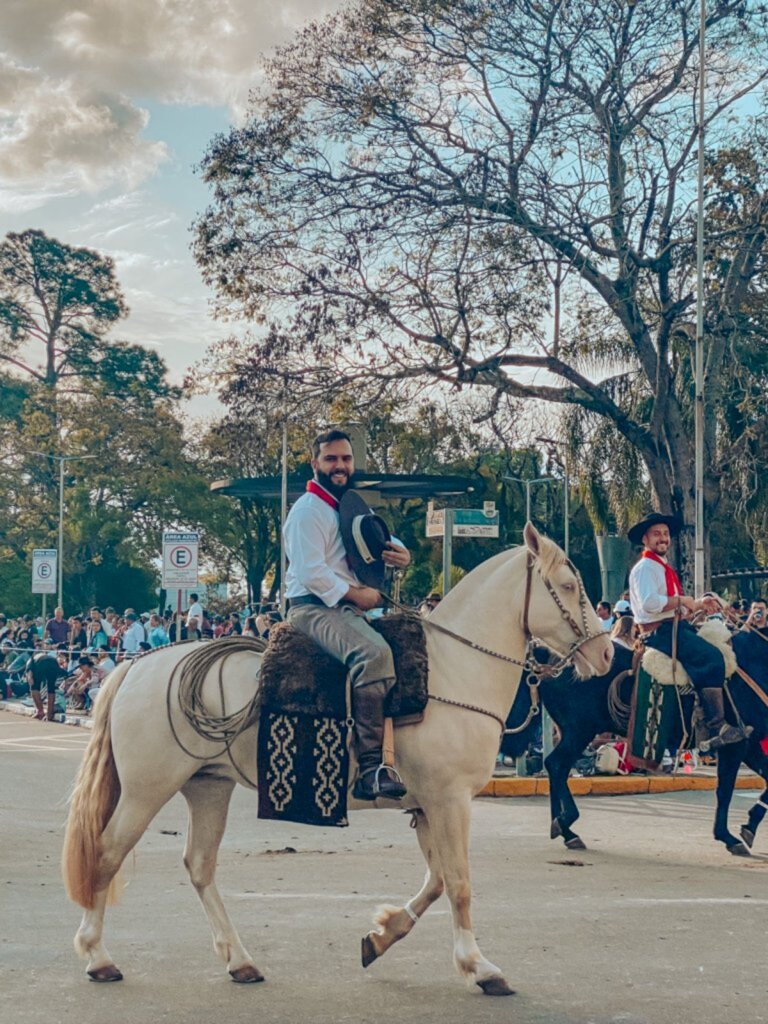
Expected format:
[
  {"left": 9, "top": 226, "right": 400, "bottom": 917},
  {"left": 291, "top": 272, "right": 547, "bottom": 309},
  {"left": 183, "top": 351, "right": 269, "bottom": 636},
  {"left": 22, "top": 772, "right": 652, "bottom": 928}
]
[
  {"left": 283, "top": 428, "right": 411, "bottom": 800},
  {"left": 628, "top": 512, "right": 750, "bottom": 752}
]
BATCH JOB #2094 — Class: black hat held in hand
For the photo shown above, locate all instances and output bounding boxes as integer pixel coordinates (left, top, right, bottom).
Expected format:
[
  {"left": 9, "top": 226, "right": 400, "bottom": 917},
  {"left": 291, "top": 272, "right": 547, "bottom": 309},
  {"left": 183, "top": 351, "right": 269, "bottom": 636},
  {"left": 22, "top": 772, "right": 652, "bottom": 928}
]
[{"left": 339, "top": 490, "right": 391, "bottom": 590}]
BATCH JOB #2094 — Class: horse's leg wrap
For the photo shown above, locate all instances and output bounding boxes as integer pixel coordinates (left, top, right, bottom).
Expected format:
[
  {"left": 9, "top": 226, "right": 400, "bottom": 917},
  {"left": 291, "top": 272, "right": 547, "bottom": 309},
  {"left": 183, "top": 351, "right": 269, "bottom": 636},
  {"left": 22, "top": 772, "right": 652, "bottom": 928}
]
[{"left": 362, "top": 814, "right": 442, "bottom": 967}]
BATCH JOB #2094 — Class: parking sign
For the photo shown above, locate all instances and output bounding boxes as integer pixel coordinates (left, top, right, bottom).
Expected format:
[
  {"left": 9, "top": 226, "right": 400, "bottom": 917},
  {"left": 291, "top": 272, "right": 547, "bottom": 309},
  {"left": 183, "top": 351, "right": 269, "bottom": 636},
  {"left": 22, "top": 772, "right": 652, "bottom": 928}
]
[
  {"left": 32, "top": 549, "right": 57, "bottom": 594},
  {"left": 162, "top": 532, "right": 199, "bottom": 589}
]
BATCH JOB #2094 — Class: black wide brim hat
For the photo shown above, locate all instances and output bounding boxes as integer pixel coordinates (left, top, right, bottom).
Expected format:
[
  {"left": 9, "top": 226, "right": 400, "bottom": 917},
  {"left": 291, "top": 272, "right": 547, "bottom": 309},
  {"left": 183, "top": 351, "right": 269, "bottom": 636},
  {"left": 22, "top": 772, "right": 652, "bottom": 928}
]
[
  {"left": 339, "top": 490, "right": 391, "bottom": 589},
  {"left": 627, "top": 512, "right": 683, "bottom": 546}
]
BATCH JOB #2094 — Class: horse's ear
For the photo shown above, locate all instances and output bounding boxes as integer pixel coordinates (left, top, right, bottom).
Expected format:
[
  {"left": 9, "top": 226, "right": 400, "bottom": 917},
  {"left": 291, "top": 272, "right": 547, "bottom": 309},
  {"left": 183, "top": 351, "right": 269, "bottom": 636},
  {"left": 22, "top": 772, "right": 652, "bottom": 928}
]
[{"left": 523, "top": 522, "right": 541, "bottom": 557}]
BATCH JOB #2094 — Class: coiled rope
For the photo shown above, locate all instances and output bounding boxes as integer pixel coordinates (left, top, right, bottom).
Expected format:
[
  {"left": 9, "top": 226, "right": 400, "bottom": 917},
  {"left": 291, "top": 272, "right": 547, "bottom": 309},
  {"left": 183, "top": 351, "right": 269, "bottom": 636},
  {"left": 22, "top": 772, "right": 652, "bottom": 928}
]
[{"left": 164, "top": 638, "right": 267, "bottom": 782}]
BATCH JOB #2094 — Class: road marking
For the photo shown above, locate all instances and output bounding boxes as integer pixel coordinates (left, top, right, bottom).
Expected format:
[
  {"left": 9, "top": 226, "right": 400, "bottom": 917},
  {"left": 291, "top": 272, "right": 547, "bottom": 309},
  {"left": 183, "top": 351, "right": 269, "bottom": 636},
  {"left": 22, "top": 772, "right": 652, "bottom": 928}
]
[
  {"left": 0, "top": 744, "right": 86, "bottom": 751},
  {"left": 626, "top": 898, "right": 768, "bottom": 905},
  {"left": 0, "top": 737, "right": 88, "bottom": 745}
]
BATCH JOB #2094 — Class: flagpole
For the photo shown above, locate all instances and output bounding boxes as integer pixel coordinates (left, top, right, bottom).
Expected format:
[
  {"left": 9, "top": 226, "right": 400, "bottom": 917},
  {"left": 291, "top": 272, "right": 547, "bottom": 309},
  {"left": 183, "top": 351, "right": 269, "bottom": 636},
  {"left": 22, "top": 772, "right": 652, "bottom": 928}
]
[{"left": 694, "top": 0, "right": 706, "bottom": 598}]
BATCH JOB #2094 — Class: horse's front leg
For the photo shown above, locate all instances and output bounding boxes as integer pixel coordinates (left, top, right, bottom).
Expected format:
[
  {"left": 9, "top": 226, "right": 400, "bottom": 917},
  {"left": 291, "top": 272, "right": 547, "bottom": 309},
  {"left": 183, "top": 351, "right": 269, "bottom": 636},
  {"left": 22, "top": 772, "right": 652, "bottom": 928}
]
[
  {"left": 181, "top": 775, "right": 263, "bottom": 983},
  {"left": 427, "top": 795, "right": 514, "bottom": 996},
  {"left": 713, "top": 743, "right": 750, "bottom": 856},
  {"left": 362, "top": 808, "right": 444, "bottom": 967},
  {"left": 546, "top": 734, "right": 587, "bottom": 849},
  {"left": 739, "top": 742, "right": 768, "bottom": 850}
]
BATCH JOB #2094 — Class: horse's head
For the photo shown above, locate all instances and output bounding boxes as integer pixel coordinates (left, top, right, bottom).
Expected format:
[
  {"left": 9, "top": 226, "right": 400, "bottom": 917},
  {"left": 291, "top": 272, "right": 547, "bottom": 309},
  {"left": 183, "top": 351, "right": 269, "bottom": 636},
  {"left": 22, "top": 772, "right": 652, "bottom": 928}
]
[{"left": 523, "top": 523, "right": 614, "bottom": 680}]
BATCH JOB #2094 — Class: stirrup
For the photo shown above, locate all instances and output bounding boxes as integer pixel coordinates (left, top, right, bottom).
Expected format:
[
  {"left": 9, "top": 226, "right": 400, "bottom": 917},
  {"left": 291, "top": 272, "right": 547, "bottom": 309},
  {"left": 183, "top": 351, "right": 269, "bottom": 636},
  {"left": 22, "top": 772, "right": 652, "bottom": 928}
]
[
  {"left": 700, "top": 723, "right": 751, "bottom": 753},
  {"left": 353, "top": 764, "right": 407, "bottom": 800}
]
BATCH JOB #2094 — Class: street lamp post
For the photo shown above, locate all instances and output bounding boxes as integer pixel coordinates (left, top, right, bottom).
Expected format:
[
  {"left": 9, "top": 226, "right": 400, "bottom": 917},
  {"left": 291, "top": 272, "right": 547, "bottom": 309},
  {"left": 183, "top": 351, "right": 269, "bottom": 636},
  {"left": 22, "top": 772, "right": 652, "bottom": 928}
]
[
  {"left": 26, "top": 451, "right": 97, "bottom": 608},
  {"left": 503, "top": 475, "right": 557, "bottom": 534}
]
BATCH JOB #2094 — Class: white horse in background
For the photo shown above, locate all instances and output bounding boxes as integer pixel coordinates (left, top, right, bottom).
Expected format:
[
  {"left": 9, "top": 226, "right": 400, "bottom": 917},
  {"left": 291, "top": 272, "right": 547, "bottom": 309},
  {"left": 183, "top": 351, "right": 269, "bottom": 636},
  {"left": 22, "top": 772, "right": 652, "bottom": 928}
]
[{"left": 62, "top": 525, "right": 612, "bottom": 995}]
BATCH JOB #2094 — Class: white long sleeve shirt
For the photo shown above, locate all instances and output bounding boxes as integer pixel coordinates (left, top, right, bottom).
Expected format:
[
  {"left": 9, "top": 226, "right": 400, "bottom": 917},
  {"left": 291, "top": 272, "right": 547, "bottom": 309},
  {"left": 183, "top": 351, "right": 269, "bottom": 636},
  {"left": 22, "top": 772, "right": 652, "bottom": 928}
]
[
  {"left": 121, "top": 621, "right": 146, "bottom": 654},
  {"left": 629, "top": 556, "right": 679, "bottom": 625},
  {"left": 284, "top": 491, "right": 360, "bottom": 606}
]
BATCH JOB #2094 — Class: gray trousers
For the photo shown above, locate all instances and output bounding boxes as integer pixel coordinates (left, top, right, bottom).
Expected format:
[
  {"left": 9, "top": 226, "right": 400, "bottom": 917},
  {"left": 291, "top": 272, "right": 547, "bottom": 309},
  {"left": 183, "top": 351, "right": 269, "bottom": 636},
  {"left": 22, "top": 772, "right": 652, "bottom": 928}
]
[{"left": 287, "top": 603, "right": 395, "bottom": 689}]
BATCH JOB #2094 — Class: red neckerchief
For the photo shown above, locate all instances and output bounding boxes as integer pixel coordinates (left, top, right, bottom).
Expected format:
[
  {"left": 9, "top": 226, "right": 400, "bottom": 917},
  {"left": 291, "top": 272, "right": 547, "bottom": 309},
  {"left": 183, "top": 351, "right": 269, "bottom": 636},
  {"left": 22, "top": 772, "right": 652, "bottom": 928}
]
[
  {"left": 642, "top": 550, "right": 683, "bottom": 597},
  {"left": 306, "top": 479, "right": 339, "bottom": 511}
]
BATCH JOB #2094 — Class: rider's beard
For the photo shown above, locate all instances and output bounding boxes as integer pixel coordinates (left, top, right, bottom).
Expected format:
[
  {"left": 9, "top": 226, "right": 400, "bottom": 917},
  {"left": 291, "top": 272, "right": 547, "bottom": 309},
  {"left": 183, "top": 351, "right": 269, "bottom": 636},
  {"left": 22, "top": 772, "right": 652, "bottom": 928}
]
[{"left": 315, "top": 467, "right": 354, "bottom": 499}]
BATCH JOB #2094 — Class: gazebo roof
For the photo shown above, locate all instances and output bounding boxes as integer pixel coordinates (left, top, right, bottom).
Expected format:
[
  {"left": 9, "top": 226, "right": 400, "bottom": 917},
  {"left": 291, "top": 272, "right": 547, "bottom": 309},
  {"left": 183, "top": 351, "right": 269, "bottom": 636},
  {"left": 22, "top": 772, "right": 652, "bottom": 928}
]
[{"left": 211, "top": 470, "right": 478, "bottom": 503}]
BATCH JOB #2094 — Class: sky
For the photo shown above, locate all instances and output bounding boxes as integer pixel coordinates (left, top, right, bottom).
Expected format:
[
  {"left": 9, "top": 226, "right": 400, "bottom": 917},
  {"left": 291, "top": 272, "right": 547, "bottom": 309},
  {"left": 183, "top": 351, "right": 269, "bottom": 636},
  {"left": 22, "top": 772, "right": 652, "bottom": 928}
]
[{"left": 0, "top": 0, "right": 341, "bottom": 410}]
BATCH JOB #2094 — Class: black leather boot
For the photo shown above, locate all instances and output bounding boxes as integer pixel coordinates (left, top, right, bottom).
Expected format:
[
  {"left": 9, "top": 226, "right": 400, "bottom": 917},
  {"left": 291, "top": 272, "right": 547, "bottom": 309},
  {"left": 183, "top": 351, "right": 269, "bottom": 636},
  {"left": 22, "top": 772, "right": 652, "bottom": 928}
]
[
  {"left": 698, "top": 687, "right": 752, "bottom": 752},
  {"left": 352, "top": 681, "right": 407, "bottom": 800}
]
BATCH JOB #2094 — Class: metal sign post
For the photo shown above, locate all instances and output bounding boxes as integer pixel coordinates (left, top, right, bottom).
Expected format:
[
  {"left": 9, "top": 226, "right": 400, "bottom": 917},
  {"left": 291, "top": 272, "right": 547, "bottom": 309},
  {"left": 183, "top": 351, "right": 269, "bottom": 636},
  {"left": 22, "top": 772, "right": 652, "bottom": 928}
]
[
  {"left": 427, "top": 505, "right": 499, "bottom": 595},
  {"left": 442, "top": 509, "right": 454, "bottom": 595}
]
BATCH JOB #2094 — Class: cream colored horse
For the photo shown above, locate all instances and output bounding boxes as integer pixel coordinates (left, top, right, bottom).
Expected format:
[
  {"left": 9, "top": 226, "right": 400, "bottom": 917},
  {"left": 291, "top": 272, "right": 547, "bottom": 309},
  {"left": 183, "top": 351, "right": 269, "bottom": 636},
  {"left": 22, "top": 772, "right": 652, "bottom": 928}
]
[{"left": 62, "top": 525, "right": 612, "bottom": 994}]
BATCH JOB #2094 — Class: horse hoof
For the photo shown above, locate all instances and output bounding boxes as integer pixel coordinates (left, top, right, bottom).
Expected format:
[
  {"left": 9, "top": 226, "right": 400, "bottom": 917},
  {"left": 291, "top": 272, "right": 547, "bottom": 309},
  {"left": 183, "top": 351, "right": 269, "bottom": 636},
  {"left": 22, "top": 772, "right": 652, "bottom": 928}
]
[
  {"left": 565, "top": 837, "right": 587, "bottom": 851},
  {"left": 550, "top": 820, "right": 563, "bottom": 840},
  {"left": 87, "top": 965, "right": 123, "bottom": 983},
  {"left": 728, "top": 842, "right": 751, "bottom": 858},
  {"left": 740, "top": 826, "right": 756, "bottom": 849},
  {"left": 229, "top": 965, "right": 265, "bottom": 983},
  {"left": 477, "top": 976, "right": 516, "bottom": 996},
  {"left": 361, "top": 935, "right": 378, "bottom": 968}
]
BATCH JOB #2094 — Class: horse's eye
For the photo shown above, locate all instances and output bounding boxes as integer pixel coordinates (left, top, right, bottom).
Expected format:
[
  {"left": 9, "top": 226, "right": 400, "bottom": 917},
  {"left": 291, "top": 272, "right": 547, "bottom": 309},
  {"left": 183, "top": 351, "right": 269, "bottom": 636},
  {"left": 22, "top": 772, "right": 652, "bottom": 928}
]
[{"left": 562, "top": 582, "right": 576, "bottom": 593}]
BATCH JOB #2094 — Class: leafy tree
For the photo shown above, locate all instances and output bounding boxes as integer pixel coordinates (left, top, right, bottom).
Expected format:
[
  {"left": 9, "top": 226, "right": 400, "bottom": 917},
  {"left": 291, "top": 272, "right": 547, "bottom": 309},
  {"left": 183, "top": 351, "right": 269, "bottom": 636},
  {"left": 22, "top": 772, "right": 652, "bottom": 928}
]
[
  {"left": 0, "top": 382, "right": 208, "bottom": 613},
  {"left": 0, "top": 229, "right": 177, "bottom": 406},
  {"left": 195, "top": 0, "right": 768, "bottom": 582},
  {"left": 0, "top": 229, "right": 126, "bottom": 388}
]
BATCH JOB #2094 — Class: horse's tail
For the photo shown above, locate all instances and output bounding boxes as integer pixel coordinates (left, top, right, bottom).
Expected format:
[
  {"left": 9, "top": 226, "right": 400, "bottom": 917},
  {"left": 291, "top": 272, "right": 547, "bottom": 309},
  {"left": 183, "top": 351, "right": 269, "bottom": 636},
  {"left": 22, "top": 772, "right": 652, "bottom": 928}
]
[{"left": 62, "top": 660, "right": 131, "bottom": 910}]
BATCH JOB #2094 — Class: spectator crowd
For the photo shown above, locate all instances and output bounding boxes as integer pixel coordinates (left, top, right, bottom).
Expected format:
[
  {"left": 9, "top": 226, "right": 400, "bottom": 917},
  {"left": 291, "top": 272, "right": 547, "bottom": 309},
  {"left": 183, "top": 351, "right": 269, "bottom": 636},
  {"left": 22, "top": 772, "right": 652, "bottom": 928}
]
[{"left": 0, "top": 594, "right": 285, "bottom": 720}]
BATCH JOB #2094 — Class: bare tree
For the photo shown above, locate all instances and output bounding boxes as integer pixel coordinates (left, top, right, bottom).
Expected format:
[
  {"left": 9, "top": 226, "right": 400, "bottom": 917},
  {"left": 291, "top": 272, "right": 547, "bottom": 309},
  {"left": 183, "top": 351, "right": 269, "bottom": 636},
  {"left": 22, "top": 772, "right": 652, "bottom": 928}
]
[{"left": 194, "top": 0, "right": 768, "bottom": 578}]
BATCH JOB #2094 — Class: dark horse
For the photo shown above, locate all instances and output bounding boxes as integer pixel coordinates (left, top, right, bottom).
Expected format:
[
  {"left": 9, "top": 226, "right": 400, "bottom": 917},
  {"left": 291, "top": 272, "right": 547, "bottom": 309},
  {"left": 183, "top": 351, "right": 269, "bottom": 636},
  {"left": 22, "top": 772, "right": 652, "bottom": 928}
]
[{"left": 502, "top": 641, "right": 768, "bottom": 857}]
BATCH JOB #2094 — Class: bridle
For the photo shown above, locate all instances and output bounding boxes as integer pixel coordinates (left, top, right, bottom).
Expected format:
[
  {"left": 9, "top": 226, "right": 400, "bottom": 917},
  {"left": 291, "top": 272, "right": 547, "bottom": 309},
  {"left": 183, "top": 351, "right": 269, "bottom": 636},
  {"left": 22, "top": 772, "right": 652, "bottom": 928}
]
[{"left": 387, "top": 550, "right": 606, "bottom": 735}]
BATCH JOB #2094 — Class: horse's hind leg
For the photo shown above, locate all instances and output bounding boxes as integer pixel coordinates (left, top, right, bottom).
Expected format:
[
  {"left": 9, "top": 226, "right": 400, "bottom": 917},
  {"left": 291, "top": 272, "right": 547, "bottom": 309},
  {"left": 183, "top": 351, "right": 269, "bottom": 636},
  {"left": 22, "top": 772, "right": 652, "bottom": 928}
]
[
  {"left": 181, "top": 775, "right": 263, "bottom": 983},
  {"left": 713, "top": 743, "right": 750, "bottom": 856},
  {"left": 739, "top": 744, "right": 768, "bottom": 850},
  {"left": 76, "top": 791, "right": 172, "bottom": 980},
  {"left": 362, "top": 809, "right": 444, "bottom": 967},
  {"left": 75, "top": 888, "right": 122, "bottom": 982}
]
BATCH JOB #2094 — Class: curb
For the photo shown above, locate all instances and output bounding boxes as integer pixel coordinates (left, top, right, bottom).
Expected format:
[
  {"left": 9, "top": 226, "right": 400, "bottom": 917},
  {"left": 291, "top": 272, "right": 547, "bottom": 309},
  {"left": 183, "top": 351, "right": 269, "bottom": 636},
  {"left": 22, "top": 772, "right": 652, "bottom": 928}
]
[
  {"left": 0, "top": 700, "right": 93, "bottom": 729},
  {"left": 479, "top": 773, "right": 763, "bottom": 797}
]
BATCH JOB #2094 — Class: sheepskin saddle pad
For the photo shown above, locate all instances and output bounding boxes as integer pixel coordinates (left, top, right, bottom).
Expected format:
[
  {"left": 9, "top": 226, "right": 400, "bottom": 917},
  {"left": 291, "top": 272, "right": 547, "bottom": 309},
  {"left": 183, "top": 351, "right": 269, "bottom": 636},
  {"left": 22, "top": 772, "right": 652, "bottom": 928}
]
[
  {"left": 641, "top": 618, "right": 737, "bottom": 689},
  {"left": 255, "top": 614, "right": 428, "bottom": 829},
  {"left": 259, "top": 614, "right": 429, "bottom": 719}
]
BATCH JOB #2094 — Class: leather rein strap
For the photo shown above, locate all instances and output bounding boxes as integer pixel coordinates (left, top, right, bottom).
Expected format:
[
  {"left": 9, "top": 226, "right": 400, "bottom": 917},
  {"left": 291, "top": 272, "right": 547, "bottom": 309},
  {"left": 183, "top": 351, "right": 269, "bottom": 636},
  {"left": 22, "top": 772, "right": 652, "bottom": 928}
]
[{"left": 382, "top": 551, "right": 600, "bottom": 736}]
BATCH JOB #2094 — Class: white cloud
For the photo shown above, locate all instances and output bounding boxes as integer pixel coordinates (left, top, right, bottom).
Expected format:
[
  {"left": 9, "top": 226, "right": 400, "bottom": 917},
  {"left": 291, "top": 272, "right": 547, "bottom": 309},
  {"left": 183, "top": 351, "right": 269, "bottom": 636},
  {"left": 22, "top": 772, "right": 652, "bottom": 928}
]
[
  {"left": 5, "top": 1, "right": 339, "bottom": 113},
  {"left": 0, "top": 1, "right": 341, "bottom": 203},
  {"left": 0, "top": 55, "right": 168, "bottom": 199}
]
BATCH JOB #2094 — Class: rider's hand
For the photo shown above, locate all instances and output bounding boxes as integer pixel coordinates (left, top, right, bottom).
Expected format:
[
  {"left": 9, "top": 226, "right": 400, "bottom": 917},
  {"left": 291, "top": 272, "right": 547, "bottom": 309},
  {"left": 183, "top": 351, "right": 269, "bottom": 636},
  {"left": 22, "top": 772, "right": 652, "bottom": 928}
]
[
  {"left": 382, "top": 542, "right": 411, "bottom": 569},
  {"left": 345, "top": 586, "right": 383, "bottom": 612}
]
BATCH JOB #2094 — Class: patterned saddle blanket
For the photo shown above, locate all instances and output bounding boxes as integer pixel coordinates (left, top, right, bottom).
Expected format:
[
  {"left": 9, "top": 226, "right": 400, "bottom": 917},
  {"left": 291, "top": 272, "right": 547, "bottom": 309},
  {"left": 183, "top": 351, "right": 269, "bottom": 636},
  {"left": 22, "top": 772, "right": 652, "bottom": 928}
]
[
  {"left": 256, "top": 613, "right": 428, "bottom": 828},
  {"left": 627, "top": 665, "right": 689, "bottom": 770}
]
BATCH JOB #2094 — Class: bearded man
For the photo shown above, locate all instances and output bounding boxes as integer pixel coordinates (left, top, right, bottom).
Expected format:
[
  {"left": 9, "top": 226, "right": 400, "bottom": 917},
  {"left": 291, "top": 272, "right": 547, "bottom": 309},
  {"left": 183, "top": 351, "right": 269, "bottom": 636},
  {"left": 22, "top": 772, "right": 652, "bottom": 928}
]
[
  {"left": 283, "top": 429, "right": 411, "bottom": 799},
  {"left": 628, "top": 512, "right": 749, "bottom": 751}
]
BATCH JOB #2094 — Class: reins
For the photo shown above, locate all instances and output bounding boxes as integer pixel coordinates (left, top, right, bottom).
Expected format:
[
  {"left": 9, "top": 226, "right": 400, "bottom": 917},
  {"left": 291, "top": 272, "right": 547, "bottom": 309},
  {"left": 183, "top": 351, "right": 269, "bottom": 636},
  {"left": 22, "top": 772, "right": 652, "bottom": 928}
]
[{"left": 383, "top": 551, "right": 602, "bottom": 736}]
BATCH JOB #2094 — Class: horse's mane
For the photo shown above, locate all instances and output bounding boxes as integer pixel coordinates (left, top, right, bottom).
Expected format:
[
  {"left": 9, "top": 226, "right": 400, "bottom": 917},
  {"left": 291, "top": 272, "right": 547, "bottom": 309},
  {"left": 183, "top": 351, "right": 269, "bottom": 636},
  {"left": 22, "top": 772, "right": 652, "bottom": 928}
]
[{"left": 532, "top": 534, "right": 568, "bottom": 582}]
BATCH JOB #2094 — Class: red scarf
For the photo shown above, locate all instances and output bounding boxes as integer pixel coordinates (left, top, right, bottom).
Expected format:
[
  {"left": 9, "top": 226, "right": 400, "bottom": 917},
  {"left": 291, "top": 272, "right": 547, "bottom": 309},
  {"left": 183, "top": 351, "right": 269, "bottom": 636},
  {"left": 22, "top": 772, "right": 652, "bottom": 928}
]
[
  {"left": 642, "top": 550, "right": 683, "bottom": 597},
  {"left": 306, "top": 479, "right": 339, "bottom": 511}
]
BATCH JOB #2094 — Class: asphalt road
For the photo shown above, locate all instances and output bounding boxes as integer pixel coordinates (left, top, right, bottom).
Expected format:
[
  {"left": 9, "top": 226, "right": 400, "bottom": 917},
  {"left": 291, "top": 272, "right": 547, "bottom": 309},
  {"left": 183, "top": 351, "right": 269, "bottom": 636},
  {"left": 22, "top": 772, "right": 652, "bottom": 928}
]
[{"left": 2, "top": 712, "right": 768, "bottom": 1024}]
